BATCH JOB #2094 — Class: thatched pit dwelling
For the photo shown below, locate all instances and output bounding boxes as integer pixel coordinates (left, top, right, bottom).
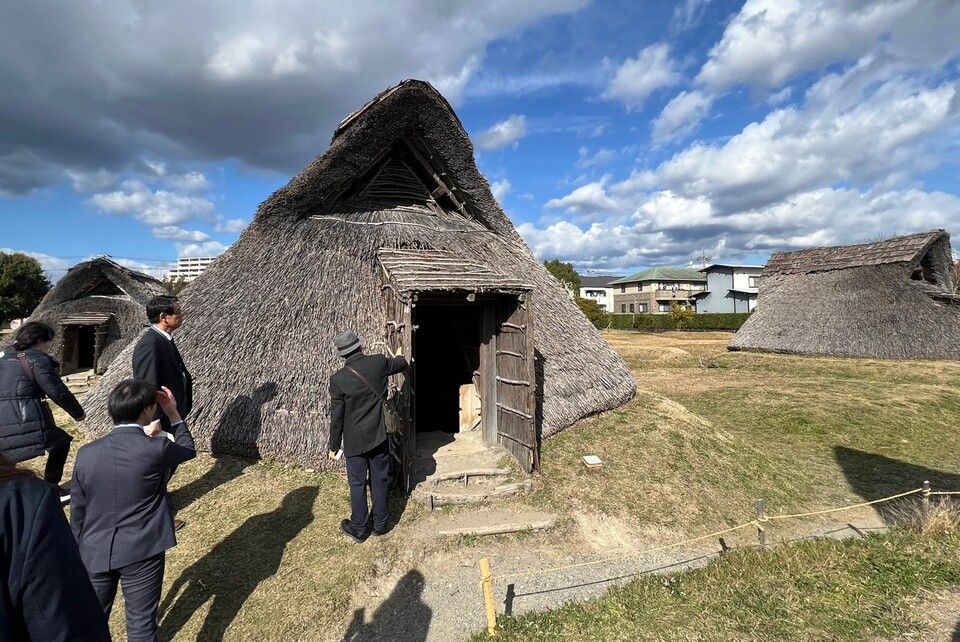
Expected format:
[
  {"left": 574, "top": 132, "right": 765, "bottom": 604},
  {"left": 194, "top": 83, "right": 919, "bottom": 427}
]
[
  {"left": 81, "top": 80, "right": 635, "bottom": 480},
  {"left": 12, "top": 257, "right": 168, "bottom": 374},
  {"left": 729, "top": 229, "right": 960, "bottom": 359}
]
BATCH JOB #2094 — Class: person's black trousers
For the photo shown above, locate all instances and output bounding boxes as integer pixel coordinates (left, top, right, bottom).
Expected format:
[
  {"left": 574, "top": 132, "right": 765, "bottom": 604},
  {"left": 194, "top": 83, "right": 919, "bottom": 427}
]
[
  {"left": 346, "top": 440, "right": 389, "bottom": 534},
  {"left": 88, "top": 552, "right": 165, "bottom": 642},
  {"left": 43, "top": 443, "right": 70, "bottom": 484}
]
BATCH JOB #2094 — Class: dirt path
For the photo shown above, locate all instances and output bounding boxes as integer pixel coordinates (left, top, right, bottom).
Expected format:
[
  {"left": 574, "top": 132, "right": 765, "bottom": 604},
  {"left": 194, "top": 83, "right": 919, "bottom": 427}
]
[{"left": 329, "top": 506, "right": 953, "bottom": 642}]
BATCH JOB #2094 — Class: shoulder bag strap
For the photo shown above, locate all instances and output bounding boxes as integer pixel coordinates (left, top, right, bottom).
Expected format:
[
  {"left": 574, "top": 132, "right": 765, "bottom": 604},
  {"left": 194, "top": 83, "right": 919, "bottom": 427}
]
[
  {"left": 17, "top": 352, "right": 38, "bottom": 386},
  {"left": 345, "top": 365, "right": 389, "bottom": 405}
]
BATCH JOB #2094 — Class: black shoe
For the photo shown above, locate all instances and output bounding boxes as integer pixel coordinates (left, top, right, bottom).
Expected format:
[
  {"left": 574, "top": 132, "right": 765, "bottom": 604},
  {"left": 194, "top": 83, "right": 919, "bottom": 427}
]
[
  {"left": 371, "top": 524, "right": 391, "bottom": 537},
  {"left": 341, "top": 519, "right": 368, "bottom": 543}
]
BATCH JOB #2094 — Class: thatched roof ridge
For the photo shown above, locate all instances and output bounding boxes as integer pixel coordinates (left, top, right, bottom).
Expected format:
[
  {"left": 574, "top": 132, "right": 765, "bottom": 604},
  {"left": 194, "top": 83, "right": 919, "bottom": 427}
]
[
  {"left": 79, "top": 80, "right": 635, "bottom": 468},
  {"left": 730, "top": 230, "right": 960, "bottom": 359},
  {"left": 764, "top": 230, "right": 947, "bottom": 276},
  {"left": 14, "top": 257, "right": 168, "bottom": 373}
]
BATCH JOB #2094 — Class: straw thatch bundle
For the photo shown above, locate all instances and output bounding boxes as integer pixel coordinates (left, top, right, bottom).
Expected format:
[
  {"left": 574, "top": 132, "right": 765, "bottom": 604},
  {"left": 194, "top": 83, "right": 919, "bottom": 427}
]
[
  {"left": 80, "top": 80, "right": 635, "bottom": 468},
  {"left": 729, "top": 230, "right": 960, "bottom": 359},
  {"left": 11, "top": 257, "right": 167, "bottom": 373}
]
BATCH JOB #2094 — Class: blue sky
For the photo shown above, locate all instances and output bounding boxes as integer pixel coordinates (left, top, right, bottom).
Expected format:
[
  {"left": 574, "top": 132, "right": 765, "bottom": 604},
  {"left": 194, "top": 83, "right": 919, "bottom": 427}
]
[{"left": 2, "top": 0, "right": 959, "bottom": 280}]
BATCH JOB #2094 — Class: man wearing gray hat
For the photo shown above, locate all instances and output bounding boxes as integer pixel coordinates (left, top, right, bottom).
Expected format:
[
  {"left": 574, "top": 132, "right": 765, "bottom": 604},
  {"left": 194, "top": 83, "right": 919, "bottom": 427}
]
[{"left": 328, "top": 331, "right": 408, "bottom": 543}]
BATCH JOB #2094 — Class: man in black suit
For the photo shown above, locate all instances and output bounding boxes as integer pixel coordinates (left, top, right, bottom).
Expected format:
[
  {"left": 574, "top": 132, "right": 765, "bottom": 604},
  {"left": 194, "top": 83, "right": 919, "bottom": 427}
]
[
  {"left": 70, "top": 380, "right": 196, "bottom": 642},
  {"left": 133, "top": 295, "right": 192, "bottom": 433},
  {"left": 328, "top": 331, "right": 407, "bottom": 543},
  {"left": 134, "top": 295, "right": 191, "bottom": 531}
]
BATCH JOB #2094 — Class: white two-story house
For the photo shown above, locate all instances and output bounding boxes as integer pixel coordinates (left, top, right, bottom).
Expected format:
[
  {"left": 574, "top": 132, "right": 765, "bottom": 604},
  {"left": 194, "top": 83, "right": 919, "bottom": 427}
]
[{"left": 693, "top": 264, "right": 763, "bottom": 313}]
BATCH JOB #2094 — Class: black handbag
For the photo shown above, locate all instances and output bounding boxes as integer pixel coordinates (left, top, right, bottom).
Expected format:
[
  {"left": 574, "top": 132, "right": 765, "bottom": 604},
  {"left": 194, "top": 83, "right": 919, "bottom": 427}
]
[{"left": 345, "top": 366, "right": 403, "bottom": 434}]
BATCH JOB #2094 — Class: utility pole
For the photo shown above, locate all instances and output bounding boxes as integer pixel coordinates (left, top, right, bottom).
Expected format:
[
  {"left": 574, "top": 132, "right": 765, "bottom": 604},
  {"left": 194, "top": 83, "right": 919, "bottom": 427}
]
[{"left": 693, "top": 249, "right": 710, "bottom": 269}]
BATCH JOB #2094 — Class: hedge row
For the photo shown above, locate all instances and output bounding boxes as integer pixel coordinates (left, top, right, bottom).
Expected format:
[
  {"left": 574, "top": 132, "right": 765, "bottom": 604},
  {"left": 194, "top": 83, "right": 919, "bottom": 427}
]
[{"left": 595, "top": 312, "right": 752, "bottom": 332}]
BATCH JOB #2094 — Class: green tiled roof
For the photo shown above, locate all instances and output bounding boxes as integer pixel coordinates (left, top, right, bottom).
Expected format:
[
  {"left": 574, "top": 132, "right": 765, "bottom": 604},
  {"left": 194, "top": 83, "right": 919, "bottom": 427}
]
[{"left": 608, "top": 267, "right": 706, "bottom": 285}]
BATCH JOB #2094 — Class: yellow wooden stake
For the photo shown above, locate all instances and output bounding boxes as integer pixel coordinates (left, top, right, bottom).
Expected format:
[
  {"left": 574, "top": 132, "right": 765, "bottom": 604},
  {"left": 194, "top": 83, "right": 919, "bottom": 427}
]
[{"left": 479, "top": 558, "right": 497, "bottom": 637}]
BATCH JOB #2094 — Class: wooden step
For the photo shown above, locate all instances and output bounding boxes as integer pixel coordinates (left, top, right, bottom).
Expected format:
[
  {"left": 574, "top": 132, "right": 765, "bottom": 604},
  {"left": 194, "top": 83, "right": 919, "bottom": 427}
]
[
  {"left": 421, "top": 467, "right": 513, "bottom": 487},
  {"left": 413, "top": 479, "right": 533, "bottom": 509},
  {"left": 435, "top": 511, "right": 556, "bottom": 537}
]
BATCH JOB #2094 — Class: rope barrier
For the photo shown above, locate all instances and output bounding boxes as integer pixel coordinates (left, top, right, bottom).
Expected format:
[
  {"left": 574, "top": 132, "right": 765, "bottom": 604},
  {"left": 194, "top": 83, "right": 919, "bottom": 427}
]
[
  {"left": 490, "top": 486, "right": 927, "bottom": 585},
  {"left": 492, "top": 521, "right": 758, "bottom": 583},
  {"left": 759, "top": 488, "right": 924, "bottom": 522},
  {"left": 478, "top": 484, "right": 956, "bottom": 636}
]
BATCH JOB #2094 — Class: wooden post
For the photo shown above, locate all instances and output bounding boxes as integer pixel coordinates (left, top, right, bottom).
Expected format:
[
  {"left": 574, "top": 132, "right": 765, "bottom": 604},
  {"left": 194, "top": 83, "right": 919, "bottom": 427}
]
[
  {"left": 922, "top": 480, "right": 931, "bottom": 530},
  {"left": 479, "top": 558, "right": 497, "bottom": 637},
  {"left": 756, "top": 499, "right": 766, "bottom": 549}
]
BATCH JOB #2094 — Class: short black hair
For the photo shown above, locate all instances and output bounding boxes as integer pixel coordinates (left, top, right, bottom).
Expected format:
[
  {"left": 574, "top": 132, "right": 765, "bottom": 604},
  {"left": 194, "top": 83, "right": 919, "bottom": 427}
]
[
  {"left": 13, "top": 322, "right": 55, "bottom": 351},
  {"left": 108, "top": 379, "right": 157, "bottom": 424},
  {"left": 146, "top": 295, "right": 179, "bottom": 324}
]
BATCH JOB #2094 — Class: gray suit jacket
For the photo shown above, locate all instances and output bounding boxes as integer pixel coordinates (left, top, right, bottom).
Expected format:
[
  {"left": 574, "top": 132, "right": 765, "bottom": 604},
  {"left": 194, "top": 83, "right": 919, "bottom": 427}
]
[{"left": 70, "top": 421, "right": 196, "bottom": 572}]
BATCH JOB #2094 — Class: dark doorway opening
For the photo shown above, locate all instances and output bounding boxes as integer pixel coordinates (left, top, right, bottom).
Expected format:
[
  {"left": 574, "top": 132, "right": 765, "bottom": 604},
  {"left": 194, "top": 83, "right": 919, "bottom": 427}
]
[
  {"left": 76, "top": 325, "right": 96, "bottom": 369},
  {"left": 413, "top": 300, "right": 481, "bottom": 434}
]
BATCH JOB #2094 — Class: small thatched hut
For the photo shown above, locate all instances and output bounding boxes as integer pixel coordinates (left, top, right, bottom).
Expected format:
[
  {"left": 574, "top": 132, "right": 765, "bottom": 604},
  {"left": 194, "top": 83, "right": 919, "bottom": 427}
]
[
  {"left": 729, "top": 229, "right": 960, "bottom": 359},
  {"left": 15, "top": 257, "right": 168, "bottom": 374},
  {"left": 81, "top": 80, "right": 635, "bottom": 478}
]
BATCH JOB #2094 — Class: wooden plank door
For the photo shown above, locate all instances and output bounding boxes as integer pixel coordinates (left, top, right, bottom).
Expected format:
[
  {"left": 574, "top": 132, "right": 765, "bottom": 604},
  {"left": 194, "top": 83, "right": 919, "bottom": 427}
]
[
  {"left": 495, "top": 293, "right": 538, "bottom": 472},
  {"left": 382, "top": 282, "right": 414, "bottom": 492}
]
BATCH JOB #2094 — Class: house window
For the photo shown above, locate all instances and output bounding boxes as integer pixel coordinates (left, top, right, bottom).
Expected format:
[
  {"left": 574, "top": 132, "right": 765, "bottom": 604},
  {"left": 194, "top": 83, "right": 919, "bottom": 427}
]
[
  {"left": 621, "top": 304, "right": 626, "bottom": 313},
  {"left": 629, "top": 303, "right": 635, "bottom": 313},
  {"left": 620, "top": 284, "right": 626, "bottom": 293},
  {"left": 749, "top": 276, "right": 761, "bottom": 288},
  {"left": 638, "top": 303, "right": 648, "bottom": 313},
  {"left": 658, "top": 304, "right": 671, "bottom": 313},
  {"left": 637, "top": 284, "right": 642, "bottom": 292}
]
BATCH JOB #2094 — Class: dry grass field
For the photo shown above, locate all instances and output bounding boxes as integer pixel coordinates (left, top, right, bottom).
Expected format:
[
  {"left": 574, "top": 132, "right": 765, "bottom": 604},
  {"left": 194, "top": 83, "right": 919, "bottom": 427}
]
[{"left": 42, "top": 330, "right": 960, "bottom": 640}]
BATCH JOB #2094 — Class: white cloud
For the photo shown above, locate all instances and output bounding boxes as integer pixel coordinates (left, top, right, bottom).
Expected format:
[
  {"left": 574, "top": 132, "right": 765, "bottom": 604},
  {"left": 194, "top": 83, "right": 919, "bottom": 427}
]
[
  {"left": 672, "top": 0, "right": 714, "bottom": 31},
  {"left": 651, "top": 90, "right": 714, "bottom": 145},
  {"left": 177, "top": 241, "right": 228, "bottom": 258},
  {"left": 655, "top": 72, "right": 958, "bottom": 214},
  {"left": 474, "top": 115, "right": 528, "bottom": 151},
  {"left": 90, "top": 180, "right": 217, "bottom": 226},
  {"left": 152, "top": 226, "right": 211, "bottom": 242},
  {"left": 576, "top": 147, "right": 617, "bottom": 168},
  {"left": 214, "top": 217, "right": 248, "bottom": 233},
  {"left": 518, "top": 186, "right": 960, "bottom": 270},
  {"left": 164, "top": 171, "right": 212, "bottom": 193},
  {"left": 544, "top": 176, "right": 621, "bottom": 214},
  {"left": 602, "top": 44, "right": 681, "bottom": 110},
  {"left": 697, "top": 0, "right": 960, "bottom": 90},
  {"left": 490, "top": 179, "right": 511, "bottom": 203}
]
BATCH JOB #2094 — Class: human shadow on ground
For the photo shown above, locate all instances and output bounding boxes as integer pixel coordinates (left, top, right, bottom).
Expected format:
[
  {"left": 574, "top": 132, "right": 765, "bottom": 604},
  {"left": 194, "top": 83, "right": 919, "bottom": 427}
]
[
  {"left": 171, "top": 382, "right": 278, "bottom": 512},
  {"left": 158, "top": 485, "right": 318, "bottom": 642},
  {"left": 834, "top": 446, "right": 960, "bottom": 524},
  {"left": 341, "top": 570, "right": 430, "bottom": 642}
]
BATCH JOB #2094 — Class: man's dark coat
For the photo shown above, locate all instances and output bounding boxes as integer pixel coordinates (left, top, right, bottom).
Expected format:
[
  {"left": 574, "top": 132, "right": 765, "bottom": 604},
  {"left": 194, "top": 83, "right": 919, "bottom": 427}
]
[
  {"left": 0, "top": 474, "right": 111, "bottom": 641},
  {"left": 70, "top": 420, "right": 196, "bottom": 573},
  {"left": 0, "top": 349, "right": 83, "bottom": 463},
  {"left": 329, "top": 353, "right": 408, "bottom": 456},
  {"left": 133, "top": 328, "right": 193, "bottom": 430}
]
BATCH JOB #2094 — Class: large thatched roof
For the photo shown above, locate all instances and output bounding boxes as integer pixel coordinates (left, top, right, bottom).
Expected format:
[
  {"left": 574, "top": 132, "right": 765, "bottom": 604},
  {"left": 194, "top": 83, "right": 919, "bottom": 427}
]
[
  {"left": 729, "top": 230, "right": 960, "bottom": 359},
  {"left": 14, "top": 257, "right": 168, "bottom": 373},
  {"left": 80, "top": 80, "right": 635, "bottom": 467}
]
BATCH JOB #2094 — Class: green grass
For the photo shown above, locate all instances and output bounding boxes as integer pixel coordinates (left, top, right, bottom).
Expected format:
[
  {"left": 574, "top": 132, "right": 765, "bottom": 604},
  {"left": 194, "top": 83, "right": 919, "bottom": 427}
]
[{"left": 469, "top": 529, "right": 960, "bottom": 642}]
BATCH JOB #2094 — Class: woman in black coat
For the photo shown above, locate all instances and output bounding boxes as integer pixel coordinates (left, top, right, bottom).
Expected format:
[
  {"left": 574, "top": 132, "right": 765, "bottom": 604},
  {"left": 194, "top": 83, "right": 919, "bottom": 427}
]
[
  {"left": 0, "top": 322, "right": 85, "bottom": 500},
  {"left": 0, "top": 453, "right": 111, "bottom": 641}
]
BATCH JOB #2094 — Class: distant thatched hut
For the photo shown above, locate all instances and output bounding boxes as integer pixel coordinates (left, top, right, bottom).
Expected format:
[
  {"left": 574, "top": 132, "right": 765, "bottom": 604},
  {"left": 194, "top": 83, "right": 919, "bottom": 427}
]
[
  {"left": 729, "top": 229, "right": 960, "bottom": 359},
  {"left": 81, "top": 80, "right": 635, "bottom": 478},
  {"left": 17, "top": 257, "right": 168, "bottom": 374}
]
